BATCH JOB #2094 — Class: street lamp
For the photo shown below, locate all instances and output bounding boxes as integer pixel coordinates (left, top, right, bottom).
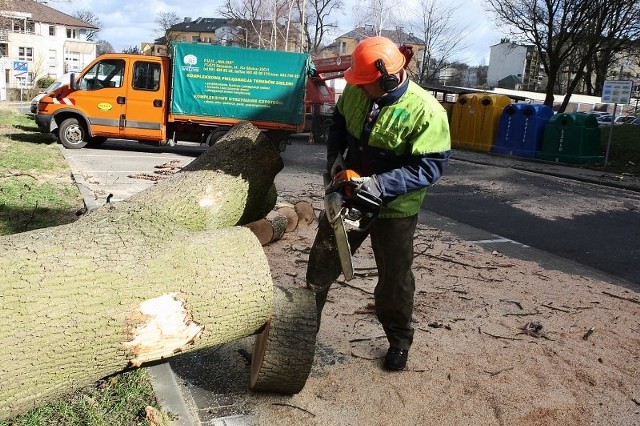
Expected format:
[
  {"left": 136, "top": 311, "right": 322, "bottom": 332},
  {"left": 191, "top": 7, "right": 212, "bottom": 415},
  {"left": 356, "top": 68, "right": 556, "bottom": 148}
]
[{"left": 236, "top": 26, "right": 248, "bottom": 48}]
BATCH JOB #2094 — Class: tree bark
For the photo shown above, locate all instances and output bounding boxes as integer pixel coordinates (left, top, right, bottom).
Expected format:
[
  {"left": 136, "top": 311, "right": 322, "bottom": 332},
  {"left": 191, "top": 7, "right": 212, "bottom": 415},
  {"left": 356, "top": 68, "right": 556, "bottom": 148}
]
[{"left": 0, "top": 122, "right": 284, "bottom": 420}]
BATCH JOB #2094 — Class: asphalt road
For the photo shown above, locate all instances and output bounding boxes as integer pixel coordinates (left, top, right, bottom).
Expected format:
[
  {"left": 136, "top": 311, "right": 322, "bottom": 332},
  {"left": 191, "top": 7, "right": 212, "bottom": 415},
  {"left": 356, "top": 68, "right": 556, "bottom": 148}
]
[{"left": 423, "top": 159, "right": 640, "bottom": 288}]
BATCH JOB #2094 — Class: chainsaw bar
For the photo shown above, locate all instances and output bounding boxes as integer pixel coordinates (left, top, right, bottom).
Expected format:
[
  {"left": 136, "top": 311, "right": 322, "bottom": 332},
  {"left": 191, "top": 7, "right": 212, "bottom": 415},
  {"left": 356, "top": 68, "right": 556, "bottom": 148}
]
[{"left": 324, "top": 191, "right": 354, "bottom": 281}]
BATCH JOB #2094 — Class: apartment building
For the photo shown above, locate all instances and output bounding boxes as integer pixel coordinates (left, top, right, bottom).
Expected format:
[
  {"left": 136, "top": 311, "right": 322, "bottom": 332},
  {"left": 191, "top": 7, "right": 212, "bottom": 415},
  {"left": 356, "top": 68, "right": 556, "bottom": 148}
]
[
  {"left": 0, "top": 0, "right": 97, "bottom": 99},
  {"left": 487, "top": 39, "right": 544, "bottom": 91}
]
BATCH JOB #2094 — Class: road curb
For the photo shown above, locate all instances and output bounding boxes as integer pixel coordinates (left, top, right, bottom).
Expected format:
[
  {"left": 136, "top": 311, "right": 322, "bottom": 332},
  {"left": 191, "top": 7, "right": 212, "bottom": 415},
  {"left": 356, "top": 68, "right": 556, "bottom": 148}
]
[
  {"left": 58, "top": 144, "right": 99, "bottom": 211},
  {"left": 148, "top": 363, "right": 201, "bottom": 426}
]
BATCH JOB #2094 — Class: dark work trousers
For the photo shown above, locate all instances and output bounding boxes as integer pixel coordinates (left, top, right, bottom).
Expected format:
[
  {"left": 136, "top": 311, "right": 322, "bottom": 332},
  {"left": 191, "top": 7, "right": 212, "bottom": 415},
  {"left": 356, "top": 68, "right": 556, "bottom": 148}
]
[{"left": 306, "top": 211, "right": 418, "bottom": 350}]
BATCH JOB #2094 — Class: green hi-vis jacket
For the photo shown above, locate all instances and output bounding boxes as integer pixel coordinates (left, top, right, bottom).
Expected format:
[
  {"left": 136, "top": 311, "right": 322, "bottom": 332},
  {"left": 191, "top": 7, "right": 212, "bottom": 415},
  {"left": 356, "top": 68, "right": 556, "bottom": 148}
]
[{"left": 329, "top": 80, "right": 451, "bottom": 218}]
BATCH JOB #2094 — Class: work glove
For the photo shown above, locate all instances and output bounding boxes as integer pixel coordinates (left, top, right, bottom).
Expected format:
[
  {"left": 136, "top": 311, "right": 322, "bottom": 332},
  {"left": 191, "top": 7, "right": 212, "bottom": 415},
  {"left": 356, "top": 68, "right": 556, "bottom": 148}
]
[{"left": 350, "top": 175, "right": 383, "bottom": 200}]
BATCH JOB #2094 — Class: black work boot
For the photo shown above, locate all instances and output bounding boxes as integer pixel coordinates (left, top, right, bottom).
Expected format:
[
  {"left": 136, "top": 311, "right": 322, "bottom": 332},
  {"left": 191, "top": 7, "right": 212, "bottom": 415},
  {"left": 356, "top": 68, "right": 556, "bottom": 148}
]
[{"left": 383, "top": 347, "right": 408, "bottom": 371}]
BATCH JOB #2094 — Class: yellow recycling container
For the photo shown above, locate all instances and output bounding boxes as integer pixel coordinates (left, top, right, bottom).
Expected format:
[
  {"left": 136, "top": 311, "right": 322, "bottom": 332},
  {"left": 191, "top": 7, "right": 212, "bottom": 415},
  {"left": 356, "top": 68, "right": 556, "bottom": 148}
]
[
  {"left": 473, "top": 94, "right": 512, "bottom": 152},
  {"left": 450, "top": 94, "right": 481, "bottom": 149}
]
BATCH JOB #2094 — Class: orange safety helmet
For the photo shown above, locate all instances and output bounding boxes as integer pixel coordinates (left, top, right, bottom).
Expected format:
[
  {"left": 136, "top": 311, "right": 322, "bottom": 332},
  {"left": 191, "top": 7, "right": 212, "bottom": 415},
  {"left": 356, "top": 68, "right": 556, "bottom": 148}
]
[{"left": 343, "top": 36, "right": 406, "bottom": 85}]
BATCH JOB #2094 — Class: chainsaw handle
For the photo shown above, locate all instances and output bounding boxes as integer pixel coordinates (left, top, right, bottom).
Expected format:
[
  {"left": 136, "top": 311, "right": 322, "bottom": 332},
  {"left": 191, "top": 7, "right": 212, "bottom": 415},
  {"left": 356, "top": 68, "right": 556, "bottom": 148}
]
[{"left": 325, "top": 178, "right": 357, "bottom": 196}]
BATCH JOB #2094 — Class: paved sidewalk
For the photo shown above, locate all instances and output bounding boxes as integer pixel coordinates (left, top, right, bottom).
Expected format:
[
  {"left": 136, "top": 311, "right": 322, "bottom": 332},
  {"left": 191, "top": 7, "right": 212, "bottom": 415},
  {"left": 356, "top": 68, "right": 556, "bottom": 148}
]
[
  {"left": 61, "top": 141, "right": 639, "bottom": 426},
  {"left": 452, "top": 149, "right": 640, "bottom": 193}
]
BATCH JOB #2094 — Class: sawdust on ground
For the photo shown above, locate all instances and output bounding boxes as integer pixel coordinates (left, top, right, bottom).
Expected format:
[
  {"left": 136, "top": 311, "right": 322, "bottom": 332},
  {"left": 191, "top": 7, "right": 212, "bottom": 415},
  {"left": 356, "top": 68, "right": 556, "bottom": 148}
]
[{"left": 248, "top": 170, "right": 640, "bottom": 426}]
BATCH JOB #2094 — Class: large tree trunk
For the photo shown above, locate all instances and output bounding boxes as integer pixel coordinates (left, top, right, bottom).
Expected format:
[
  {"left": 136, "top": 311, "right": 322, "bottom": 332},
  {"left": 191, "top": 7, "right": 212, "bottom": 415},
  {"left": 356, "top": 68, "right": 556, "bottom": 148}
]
[{"left": 0, "top": 122, "right": 285, "bottom": 420}]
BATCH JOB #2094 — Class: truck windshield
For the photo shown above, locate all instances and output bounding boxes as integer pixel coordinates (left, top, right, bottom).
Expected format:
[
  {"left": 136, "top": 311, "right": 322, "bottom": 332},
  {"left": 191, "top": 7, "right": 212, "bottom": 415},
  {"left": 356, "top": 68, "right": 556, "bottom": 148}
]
[{"left": 80, "top": 59, "right": 125, "bottom": 90}]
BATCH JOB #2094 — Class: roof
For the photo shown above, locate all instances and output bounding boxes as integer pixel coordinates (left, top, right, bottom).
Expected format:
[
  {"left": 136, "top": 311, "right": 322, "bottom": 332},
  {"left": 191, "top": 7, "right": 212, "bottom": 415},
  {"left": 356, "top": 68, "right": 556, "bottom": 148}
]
[
  {"left": 169, "top": 17, "right": 237, "bottom": 32},
  {"left": 338, "top": 26, "right": 425, "bottom": 45},
  {"left": 0, "top": 0, "right": 97, "bottom": 29},
  {"left": 498, "top": 74, "right": 522, "bottom": 85}
]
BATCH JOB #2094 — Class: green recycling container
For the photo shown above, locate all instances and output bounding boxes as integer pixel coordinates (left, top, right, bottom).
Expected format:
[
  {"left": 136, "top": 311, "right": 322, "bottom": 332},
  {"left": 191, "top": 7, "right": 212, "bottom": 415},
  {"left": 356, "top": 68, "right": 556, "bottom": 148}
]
[{"left": 537, "top": 113, "right": 603, "bottom": 164}]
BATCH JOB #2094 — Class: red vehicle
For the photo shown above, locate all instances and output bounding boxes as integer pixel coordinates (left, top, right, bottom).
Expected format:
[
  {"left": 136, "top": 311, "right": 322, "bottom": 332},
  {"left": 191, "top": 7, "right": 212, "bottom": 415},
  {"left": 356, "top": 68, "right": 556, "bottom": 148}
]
[{"left": 305, "top": 54, "right": 352, "bottom": 143}]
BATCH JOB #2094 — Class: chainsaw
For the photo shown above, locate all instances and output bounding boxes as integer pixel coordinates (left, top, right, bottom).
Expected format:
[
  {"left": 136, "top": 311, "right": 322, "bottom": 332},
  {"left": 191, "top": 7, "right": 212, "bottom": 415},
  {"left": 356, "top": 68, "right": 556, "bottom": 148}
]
[{"left": 323, "top": 155, "right": 382, "bottom": 281}]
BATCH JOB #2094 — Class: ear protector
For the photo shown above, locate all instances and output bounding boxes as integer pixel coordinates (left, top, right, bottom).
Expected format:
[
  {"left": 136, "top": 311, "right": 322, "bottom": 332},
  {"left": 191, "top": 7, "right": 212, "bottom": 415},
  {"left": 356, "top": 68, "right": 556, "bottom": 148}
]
[{"left": 375, "top": 59, "right": 400, "bottom": 93}]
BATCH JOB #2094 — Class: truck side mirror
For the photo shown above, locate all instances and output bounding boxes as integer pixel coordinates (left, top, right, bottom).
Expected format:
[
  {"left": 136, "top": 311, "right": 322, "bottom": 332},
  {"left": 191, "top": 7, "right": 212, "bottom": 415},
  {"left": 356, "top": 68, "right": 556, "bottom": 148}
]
[{"left": 70, "top": 73, "right": 78, "bottom": 90}]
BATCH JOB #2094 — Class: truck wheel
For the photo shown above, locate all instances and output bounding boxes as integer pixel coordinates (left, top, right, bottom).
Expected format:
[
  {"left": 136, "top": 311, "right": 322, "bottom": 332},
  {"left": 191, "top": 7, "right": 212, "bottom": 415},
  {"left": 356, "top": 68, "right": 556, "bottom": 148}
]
[
  {"left": 206, "top": 129, "right": 227, "bottom": 146},
  {"left": 250, "top": 286, "right": 316, "bottom": 394},
  {"left": 59, "top": 118, "right": 88, "bottom": 149},
  {"left": 312, "top": 118, "right": 333, "bottom": 144}
]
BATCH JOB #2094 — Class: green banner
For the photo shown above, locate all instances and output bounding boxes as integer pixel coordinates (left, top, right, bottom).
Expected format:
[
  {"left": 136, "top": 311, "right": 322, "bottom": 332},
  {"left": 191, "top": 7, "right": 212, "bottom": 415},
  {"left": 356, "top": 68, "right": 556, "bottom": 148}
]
[{"left": 171, "top": 43, "right": 309, "bottom": 125}]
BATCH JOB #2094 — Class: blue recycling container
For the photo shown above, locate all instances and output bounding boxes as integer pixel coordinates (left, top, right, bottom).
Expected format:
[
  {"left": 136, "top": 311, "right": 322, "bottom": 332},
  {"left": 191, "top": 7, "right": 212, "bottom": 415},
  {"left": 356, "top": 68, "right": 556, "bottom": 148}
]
[{"left": 492, "top": 104, "right": 554, "bottom": 158}]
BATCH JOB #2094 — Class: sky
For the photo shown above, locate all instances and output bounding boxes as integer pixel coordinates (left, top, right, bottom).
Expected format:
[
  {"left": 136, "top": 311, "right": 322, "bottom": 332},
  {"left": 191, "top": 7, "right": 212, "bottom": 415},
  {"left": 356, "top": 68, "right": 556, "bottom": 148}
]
[{"left": 50, "top": 0, "right": 503, "bottom": 66}]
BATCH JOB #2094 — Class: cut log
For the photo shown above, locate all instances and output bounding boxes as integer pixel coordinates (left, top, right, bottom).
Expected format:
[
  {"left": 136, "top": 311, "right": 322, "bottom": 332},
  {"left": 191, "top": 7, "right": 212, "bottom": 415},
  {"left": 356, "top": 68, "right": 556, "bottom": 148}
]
[
  {"left": 244, "top": 210, "right": 289, "bottom": 246},
  {"left": 245, "top": 218, "right": 273, "bottom": 245},
  {"left": 251, "top": 286, "right": 317, "bottom": 394},
  {"left": 294, "top": 200, "right": 316, "bottom": 226},
  {"left": 276, "top": 205, "right": 299, "bottom": 232},
  {"left": 266, "top": 210, "right": 289, "bottom": 241},
  {"left": 0, "top": 122, "right": 289, "bottom": 420}
]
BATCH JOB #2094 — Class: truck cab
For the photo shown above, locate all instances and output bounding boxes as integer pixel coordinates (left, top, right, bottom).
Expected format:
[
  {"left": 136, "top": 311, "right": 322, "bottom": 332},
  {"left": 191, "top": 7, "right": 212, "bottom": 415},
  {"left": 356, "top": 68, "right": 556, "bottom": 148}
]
[{"left": 36, "top": 54, "right": 170, "bottom": 149}]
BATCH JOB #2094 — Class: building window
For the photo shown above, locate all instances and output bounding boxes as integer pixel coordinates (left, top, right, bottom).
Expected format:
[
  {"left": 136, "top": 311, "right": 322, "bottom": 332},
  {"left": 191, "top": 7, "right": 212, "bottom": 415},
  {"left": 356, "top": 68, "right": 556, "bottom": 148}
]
[
  {"left": 12, "top": 19, "right": 34, "bottom": 34},
  {"left": 339, "top": 41, "right": 347, "bottom": 55},
  {"left": 18, "top": 47, "right": 33, "bottom": 61},
  {"left": 0, "top": 43, "right": 7, "bottom": 57},
  {"left": 66, "top": 28, "right": 79, "bottom": 39},
  {"left": 48, "top": 49, "right": 57, "bottom": 72},
  {"left": 49, "top": 26, "right": 55, "bottom": 36},
  {"left": 192, "top": 35, "right": 199, "bottom": 42},
  {"left": 65, "top": 51, "right": 81, "bottom": 71}
]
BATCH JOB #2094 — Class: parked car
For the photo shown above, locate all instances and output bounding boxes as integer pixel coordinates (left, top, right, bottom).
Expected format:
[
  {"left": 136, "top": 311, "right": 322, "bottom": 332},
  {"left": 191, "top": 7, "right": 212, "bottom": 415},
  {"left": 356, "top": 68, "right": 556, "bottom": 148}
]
[
  {"left": 30, "top": 73, "right": 73, "bottom": 113},
  {"left": 614, "top": 115, "right": 636, "bottom": 125},
  {"left": 630, "top": 117, "right": 640, "bottom": 125},
  {"left": 597, "top": 115, "right": 614, "bottom": 127},
  {"left": 587, "top": 111, "right": 610, "bottom": 118}
]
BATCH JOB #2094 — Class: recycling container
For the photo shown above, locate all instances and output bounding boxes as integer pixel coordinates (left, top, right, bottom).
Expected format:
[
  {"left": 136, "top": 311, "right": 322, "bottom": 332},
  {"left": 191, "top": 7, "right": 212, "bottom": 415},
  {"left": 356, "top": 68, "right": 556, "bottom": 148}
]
[
  {"left": 492, "top": 104, "right": 554, "bottom": 158},
  {"left": 537, "top": 112, "right": 603, "bottom": 164},
  {"left": 450, "top": 94, "right": 481, "bottom": 149}
]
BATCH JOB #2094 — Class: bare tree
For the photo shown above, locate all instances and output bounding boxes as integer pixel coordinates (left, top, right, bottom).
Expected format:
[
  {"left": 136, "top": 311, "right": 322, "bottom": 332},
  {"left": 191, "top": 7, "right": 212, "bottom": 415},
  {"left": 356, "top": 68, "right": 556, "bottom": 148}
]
[
  {"left": 408, "top": 0, "right": 470, "bottom": 85},
  {"left": 154, "top": 11, "right": 181, "bottom": 48},
  {"left": 122, "top": 45, "right": 141, "bottom": 54},
  {"left": 486, "top": 0, "right": 640, "bottom": 112},
  {"left": 353, "top": 0, "right": 398, "bottom": 34},
  {"left": 96, "top": 39, "right": 114, "bottom": 56},
  {"left": 296, "top": 0, "right": 342, "bottom": 54},
  {"left": 579, "top": 3, "right": 640, "bottom": 96},
  {"left": 219, "top": 0, "right": 298, "bottom": 50},
  {"left": 72, "top": 10, "right": 101, "bottom": 41}
]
